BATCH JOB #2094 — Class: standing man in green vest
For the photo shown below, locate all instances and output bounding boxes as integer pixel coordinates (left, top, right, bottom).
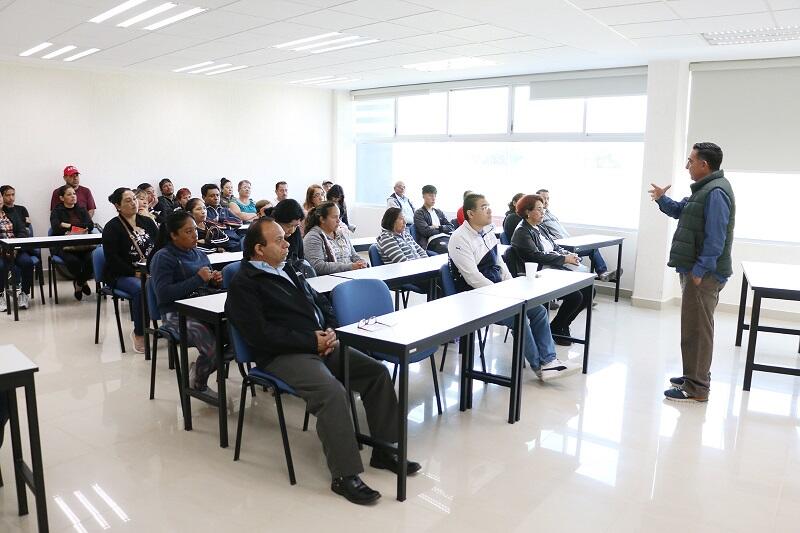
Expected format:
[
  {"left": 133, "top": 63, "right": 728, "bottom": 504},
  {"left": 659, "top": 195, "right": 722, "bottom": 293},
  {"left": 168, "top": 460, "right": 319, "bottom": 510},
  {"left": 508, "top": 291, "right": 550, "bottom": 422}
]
[{"left": 649, "top": 142, "right": 735, "bottom": 402}]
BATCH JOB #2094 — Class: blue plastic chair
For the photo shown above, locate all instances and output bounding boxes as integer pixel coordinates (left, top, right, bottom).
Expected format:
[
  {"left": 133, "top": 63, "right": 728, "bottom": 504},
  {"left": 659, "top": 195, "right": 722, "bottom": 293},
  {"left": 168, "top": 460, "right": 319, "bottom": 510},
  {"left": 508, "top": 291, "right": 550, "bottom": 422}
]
[
  {"left": 437, "top": 263, "right": 488, "bottom": 373},
  {"left": 229, "top": 322, "right": 309, "bottom": 485},
  {"left": 46, "top": 228, "right": 69, "bottom": 304},
  {"left": 145, "top": 277, "right": 184, "bottom": 403},
  {"left": 25, "top": 224, "right": 46, "bottom": 304},
  {"left": 221, "top": 261, "right": 242, "bottom": 289},
  {"left": 331, "top": 278, "right": 443, "bottom": 414},
  {"left": 499, "top": 232, "right": 510, "bottom": 246},
  {"left": 93, "top": 246, "right": 133, "bottom": 353},
  {"left": 368, "top": 243, "right": 425, "bottom": 310}
]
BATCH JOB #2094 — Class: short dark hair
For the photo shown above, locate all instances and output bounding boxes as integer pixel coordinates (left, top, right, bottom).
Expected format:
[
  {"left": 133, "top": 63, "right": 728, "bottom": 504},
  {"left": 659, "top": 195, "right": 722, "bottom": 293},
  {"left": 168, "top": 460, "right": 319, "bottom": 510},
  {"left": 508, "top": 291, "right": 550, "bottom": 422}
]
[
  {"left": 422, "top": 185, "right": 437, "bottom": 195},
  {"left": 326, "top": 184, "right": 345, "bottom": 203},
  {"left": 108, "top": 187, "right": 132, "bottom": 206},
  {"left": 462, "top": 190, "right": 473, "bottom": 199},
  {"left": 201, "top": 183, "right": 219, "bottom": 198},
  {"left": 381, "top": 207, "right": 403, "bottom": 231},
  {"left": 508, "top": 192, "right": 524, "bottom": 212},
  {"left": 243, "top": 217, "right": 275, "bottom": 260},
  {"left": 463, "top": 193, "right": 485, "bottom": 222},
  {"left": 275, "top": 181, "right": 287, "bottom": 191},
  {"left": 692, "top": 142, "right": 723, "bottom": 171},
  {"left": 158, "top": 178, "right": 172, "bottom": 192},
  {"left": 535, "top": 188, "right": 548, "bottom": 195},
  {"left": 58, "top": 184, "right": 74, "bottom": 198},
  {"left": 270, "top": 199, "right": 304, "bottom": 223},
  {"left": 137, "top": 182, "right": 153, "bottom": 192},
  {"left": 516, "top": 194, "right": 544, "bottom": 218},
  {"left": 0, "top": 185, "right": 14, "bottom": 195},
  {"left": 304, "top": 201, "right": 337, "bottom": 234}
]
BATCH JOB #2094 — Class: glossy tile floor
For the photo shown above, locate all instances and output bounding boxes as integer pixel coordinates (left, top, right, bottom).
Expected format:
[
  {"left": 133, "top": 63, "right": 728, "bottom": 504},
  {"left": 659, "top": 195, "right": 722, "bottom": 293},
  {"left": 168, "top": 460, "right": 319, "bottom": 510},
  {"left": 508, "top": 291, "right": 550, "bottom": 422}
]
[{"left": 3, "top": 283, "right": 800, "bottom": 532}]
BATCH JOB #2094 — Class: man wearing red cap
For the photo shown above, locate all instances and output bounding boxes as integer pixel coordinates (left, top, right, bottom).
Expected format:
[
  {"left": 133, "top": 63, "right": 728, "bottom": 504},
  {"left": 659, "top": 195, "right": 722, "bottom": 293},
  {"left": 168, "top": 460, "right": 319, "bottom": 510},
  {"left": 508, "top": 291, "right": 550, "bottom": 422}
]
[{"left": 50, "top": 166, "right": 96, "bottom": 218}]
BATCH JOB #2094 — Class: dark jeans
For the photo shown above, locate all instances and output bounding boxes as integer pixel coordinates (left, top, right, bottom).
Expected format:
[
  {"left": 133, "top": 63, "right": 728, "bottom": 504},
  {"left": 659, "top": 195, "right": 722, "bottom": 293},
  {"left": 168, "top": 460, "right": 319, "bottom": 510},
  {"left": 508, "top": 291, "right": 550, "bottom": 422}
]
[
  {"left": 112, "top": 276, "right": 143, "bottom": 335},
  {"left": 60, "top": 250, "right": 94, "bottom": 285},
  {"left": 262, "top": 346, "right": 398, "bottom": 479},
  {"left": 0, "top": 252, "right": 34, "bottom": 294},
  {"left": 550, "top": 285, "right": 594, "bottom": 332}
]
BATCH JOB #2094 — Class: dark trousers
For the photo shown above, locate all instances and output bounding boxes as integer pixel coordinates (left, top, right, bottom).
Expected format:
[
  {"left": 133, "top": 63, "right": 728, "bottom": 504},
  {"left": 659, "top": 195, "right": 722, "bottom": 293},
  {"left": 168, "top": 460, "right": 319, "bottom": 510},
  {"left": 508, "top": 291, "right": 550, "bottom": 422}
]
[
  {"left": 679, "top": 273, "right": 724, "bottom": 397},
  {"left": 262, "top": 346, "right": 398, "bottom": 479},
  {"left": 60, "top": 250, "right": 94, "bottom": 285},
  {"left": 550, "top": 285, "right": 593, "bottom": 332}
]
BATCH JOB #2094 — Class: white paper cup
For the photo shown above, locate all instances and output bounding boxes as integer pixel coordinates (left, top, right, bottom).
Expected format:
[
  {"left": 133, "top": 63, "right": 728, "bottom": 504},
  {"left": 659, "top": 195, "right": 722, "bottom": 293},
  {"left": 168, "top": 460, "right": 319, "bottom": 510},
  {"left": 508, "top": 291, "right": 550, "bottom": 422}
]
[{"left": 525, "top": 262, "right": 539, "bottom": 279}]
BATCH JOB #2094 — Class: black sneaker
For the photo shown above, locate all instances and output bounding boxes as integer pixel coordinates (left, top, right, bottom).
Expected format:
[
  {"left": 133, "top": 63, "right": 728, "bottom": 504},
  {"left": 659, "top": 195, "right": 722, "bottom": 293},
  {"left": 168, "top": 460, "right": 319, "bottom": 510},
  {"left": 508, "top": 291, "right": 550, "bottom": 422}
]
[
  {"left": 370, "top": 450, "right": 422, "bottom": 475},
  {"left": 664, "top": 387, "right": 708, "bottom": 403},
  {"left": 331, "top": 475, "right": 381, "bottom": 505},
  {"left": 669, "top": 376, "right": 685, "bottom": 387}
]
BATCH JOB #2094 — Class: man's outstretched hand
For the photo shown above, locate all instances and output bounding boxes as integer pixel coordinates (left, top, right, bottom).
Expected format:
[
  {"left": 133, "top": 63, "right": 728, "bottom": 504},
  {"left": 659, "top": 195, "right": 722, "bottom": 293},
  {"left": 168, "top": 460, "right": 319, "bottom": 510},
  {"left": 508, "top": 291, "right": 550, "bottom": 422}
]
[{"left": 649, "top": 183, "right": 671, "bottom": 201}]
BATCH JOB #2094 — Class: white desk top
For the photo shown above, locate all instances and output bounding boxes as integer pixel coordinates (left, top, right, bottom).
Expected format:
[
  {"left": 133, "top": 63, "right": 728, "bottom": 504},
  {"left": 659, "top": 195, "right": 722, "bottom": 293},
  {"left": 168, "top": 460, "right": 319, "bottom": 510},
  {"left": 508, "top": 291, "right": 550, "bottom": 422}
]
[
  {"left": 555, "top": 234, "right": 624, "bottom": 249},
  {"left": 0, "top": 344, "right": 39, "bottom": 376},
  {"left": 742, "top": 261, "right": 800, "bottom": 292},
  {"left": 350, "top": 237, "right": 376, "bottom": 251},
  {"left": 474, "top": 270, "right": 595, "bottom": 305},
  {"left": 207, "top": 251, "right": 243, "bottom": 266},
  {"left": 336, "top": 291, "right": 521, "bottom": 348},
  {"left": 307, "top": 275, "right": 351, "bottom": 294},
  {"left": 334, "top": 254, "right": 448, "bottom": 281},
  {"left": 0, "top": 233, "right": 103, "bottom": 247}
]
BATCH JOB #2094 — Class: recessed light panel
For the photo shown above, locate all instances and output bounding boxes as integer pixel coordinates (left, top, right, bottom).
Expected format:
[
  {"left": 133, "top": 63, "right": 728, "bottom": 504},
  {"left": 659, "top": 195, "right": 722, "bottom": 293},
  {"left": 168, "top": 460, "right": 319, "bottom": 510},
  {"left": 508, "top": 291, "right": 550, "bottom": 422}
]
[{"left": 703, "top": 26, "right": 800, "bottom": 45}]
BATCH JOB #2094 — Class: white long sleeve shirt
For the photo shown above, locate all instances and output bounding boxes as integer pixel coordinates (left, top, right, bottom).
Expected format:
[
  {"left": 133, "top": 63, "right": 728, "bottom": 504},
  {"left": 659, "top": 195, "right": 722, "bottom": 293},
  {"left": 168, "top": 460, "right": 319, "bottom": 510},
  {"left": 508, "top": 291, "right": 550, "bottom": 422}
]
[{"left": 447, "top": 221, "right": 511, "bottom": 289}]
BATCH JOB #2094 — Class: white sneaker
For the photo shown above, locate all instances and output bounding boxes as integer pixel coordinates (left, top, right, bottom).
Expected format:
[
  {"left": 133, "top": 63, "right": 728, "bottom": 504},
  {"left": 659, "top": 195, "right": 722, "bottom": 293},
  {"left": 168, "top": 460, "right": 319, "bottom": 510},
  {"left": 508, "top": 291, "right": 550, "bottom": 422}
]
[
  {"left": 0, "top": 293, "right": 6, "bottom": 313},
  {"left": 539, "top": 358, "right": 580, "bottom": 381},
  {"left": 17, "top": 292, "right": 29, "bottom": 310}
]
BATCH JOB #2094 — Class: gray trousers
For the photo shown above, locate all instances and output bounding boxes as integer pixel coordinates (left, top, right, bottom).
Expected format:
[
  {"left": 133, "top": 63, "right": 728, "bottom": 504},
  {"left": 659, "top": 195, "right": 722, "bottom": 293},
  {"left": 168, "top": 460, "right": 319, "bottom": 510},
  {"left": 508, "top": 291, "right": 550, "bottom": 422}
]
[
  {"left": 679, "top": 273, "right": 725, "bottom": 397},
  {"left": 262, "top": 346, "right": 398, "bottom": 479}
]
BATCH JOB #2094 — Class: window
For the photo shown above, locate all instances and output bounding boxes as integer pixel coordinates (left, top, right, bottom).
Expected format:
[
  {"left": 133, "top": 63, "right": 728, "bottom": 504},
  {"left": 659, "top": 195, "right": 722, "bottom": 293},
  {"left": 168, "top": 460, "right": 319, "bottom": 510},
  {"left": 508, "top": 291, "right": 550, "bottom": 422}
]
[
  {"left": 396, "top": 92, "right": 447, "bottom": 135},
  {"left": 726, "top": 171, "right": 800, "bottom": 243},
  {"left": 586, "top": 95, "right": 647, "bottom": 134},
  {"left": 448, "top": 87, "right": 508, "bottom": 134},
  {"left": 513, "top": 86, "right": 584, "bottom": 133},
  {"left": 354, "top": 98, "right": 394, "bottom": 137}
]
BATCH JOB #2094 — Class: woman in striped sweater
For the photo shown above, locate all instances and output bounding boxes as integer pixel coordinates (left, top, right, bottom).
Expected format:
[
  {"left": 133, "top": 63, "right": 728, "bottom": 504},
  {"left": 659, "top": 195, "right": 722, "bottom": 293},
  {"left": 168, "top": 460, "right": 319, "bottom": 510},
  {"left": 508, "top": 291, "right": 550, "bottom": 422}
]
[{"left": 376, "top": 207, "right": 428, "bottom": 264}]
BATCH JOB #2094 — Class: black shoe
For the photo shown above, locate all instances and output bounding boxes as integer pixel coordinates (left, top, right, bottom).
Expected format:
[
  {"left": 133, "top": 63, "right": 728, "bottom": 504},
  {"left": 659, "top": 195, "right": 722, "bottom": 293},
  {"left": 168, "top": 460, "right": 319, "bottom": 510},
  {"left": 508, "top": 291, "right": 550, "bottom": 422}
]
[
  {"left": 73, "top": 281, "right": 83, "bottom": 301},
  {"left": 331, "top": 475, "right": 381, "bottom": 505},
  {"left": 82, "top": 283, "right": 91, "bottom": 296},
  {"left": 670, "top": 376, "right": 685, "bottom": 387},
  {"left": 370, "top": 450, "right": 422, "bottom": 475},
  {"left": 551, "top": 326, "right": 572, "bottom": 346}
]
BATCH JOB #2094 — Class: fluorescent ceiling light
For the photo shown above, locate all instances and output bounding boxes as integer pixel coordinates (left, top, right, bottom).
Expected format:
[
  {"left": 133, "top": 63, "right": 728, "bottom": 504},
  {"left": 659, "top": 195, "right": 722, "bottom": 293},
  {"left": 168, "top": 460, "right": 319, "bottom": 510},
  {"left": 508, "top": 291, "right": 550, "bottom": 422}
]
[
  {"left": 63, "top": 48, "right": 101, "bottom": 62},
  {"left": 19, "top": 42, "right": 53, "bottom": 57},
  {"left": 274, "top": 32, "right": 340, "bottom": 49},
  {"left": 403, "top": 57, "right": 495, "bottom": 72},
  {"left": 290, "top": 75, "right": 335, "bottom": 83},
  {"left": 173, "top": 60, "right": 215, "bottom": 72},
  {"left": 42, "top": 45, "right": 77, "bottom": 59},
  {"left": 205, "top": 65, "right": 248, "bottom": 75},
  {"left": 310, "top": 39, "right": 379, "bottom": 54},
  {"left": 188, "top": 63, "right": 231, "bottom": 74},
  {"left": 89, "top": 0, "right": 149, "bottom": 24},
  {"left": 703, "top": 26, "right": 800, "bottom": 45},
  {"left": 117, "top": 2, "right": 176, "bottom": 28},
  {"left": 144, "top": 7, "right": 207, "bottom": 30},
  {"left": 292, "top": 35, "right": 361, "bottom": 51}
]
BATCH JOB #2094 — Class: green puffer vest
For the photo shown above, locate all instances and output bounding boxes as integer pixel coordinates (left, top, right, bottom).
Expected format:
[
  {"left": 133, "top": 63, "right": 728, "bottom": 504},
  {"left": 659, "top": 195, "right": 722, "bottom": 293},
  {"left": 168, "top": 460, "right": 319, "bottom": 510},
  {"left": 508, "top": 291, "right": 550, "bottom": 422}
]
[{"left": 667, "top": 170, "right": 735, "bottom": 277}]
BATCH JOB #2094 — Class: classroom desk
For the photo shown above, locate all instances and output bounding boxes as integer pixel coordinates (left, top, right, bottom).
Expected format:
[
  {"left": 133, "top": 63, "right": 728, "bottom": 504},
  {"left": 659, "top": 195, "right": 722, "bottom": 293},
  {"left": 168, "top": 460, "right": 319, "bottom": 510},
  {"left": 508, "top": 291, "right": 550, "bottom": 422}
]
[
  {"left": 735, "top": 262, "right": 800, "bottom": 390},
  {"left": 1, "top": 233, "right": 102, "bottom": 321},
  {"left": 171, "top": 274, "right": 352, "bottom": 447},
  {"left": 350, "top": 237, "right": 375, "bottom": 252},
  {"left": 0, "top": 345, "right": 48, "bottom": 532},
  {"left": 336, "top": 291, "right": 524, "bottom": 502},
  {"left": 333, "top": 254, "right": 449, "bottom": 298},
  {"left": 473, "top": 270, "right": 596, "bottom": 421},
  {"left": 555, "top": 234, "right": 624, "bottom": 302}
]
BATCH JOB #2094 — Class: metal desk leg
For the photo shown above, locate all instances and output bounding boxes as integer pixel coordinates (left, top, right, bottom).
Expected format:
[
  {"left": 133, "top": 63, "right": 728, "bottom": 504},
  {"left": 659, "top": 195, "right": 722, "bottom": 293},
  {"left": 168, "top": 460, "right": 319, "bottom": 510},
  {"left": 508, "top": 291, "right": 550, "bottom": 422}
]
[
  {"left": 743, "top": 292, "right": 761, "bottom": 391},
  {"left": 7, "top": 390, "right": 27, "bottom": 516},
  {"left": 10, "top": 251, "right": 19, "bottom": 321},
  {"left": 614, "top": 243, "right": 623, "bottom": 302},
  {"left": 141, "top": 275, "right": 150, "bottom": 361},
  {"left": 179, "top": 315, "right": 192, "bottom": 430},
  {"left": 215, "top": 321, "right": 228, "bottom": 448},
  {"left": 735, "top": 275, "right": 749, "bottom": 347},
  {"left": 467, "top": 332, "right": 475, "bottom": 409},
  {"left": 459, "top": 334, "right": 469, "bottom": 411},
  {"left": 24, "top": 381, "right": 48, "bottom": 532},
  {"left": 508, "top": 306, "right": 523, "bottom": 424},
  {"left": 583, "top": 286, "right": 593, "bottom": 375},
  {"left": 397, "top": 351, "right": 408, "bottom": 502}
]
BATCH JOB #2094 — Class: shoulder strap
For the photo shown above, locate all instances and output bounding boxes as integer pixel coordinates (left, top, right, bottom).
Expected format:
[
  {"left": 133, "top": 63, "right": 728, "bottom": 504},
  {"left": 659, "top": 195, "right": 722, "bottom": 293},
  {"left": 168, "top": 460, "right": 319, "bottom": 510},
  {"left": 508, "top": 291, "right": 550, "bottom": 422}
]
[{"left": 118, "top": 216, "right": 146, "bottom": 262}]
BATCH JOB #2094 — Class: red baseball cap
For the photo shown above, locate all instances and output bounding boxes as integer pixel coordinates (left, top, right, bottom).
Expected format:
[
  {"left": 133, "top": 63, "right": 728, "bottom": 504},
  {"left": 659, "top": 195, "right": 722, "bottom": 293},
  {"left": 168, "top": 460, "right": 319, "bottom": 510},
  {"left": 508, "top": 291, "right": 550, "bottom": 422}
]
[{"left": 63, "top": 165, "right": 80, "bottom": 176}]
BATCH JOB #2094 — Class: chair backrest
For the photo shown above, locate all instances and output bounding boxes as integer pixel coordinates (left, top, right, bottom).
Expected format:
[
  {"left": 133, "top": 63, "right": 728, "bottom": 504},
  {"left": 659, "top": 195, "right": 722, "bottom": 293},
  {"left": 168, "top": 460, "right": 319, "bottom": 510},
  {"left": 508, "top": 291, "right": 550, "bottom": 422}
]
[
  {"left": 368, "top": 244, "right": 383, "bottom": 267},
  {"left": 222, "top": 261, "right": 242, "bottom": 289},
  {"left": 47, "top": 228, "right": 53, "bottom": 237},
  {"left": 331, "top": 279, "right": 393, "bottom": 326},
  {"left": 91, "top": 246, "right": 106, "bottom": 284},
  {"left": 145, "top": 277, "right": 160, "bottom": 321},
  {"left": 502, "top": 246, "right": 521, "bottom": 277},
  {"left": 439, "top": 263, "right": 457, "bottom": 297},
  {"left": 228, "top": 322, "right": 255, "bottom": 364},
  {"left": 499, "top": 232, "right": 510, "bottom": 246},
  {"left": 408, "top": 223, "right": 418, "bottom": 243}
]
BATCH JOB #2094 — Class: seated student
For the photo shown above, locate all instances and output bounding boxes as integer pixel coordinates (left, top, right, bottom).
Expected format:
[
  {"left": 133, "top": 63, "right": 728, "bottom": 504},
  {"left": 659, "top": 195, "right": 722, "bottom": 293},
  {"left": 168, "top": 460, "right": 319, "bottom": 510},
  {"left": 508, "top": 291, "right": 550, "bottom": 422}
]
[
  {"left": 0, "top": 201, "right": 33, "bottom": 311},
  {"left": 255, "top": 199, "right": 272, "bottom": 217},
  {"left": 185, "top": 198, "right": 238, "bottom": 253},
  {"left": 303, "top": 202, "right": 367, "bottom": 274},
  {"left": 326, "top": 184, "right": 355, "bottom": 233},
  {"left": 511, "top": 194, "right": 593, "bottom": 346},
  {"left": 149, "top": 211, "right": 223, "bottom": 395},
  {"left": 377, "top": 207, "right": 427, "bottom": 264},
  {"left": 50, "top": 166, "right": 97, "bottom": 218},
  {"left": 264, "top": 199, "right": 307, "bottom": 271},
  {"left": 537, "top": 188, "right": 619, "bottom": 283},
  {"left": 134, "top": 188, "right": 158, "bottom": 223},
  {"left": 303, "top": 184, "right": 325, "bottom": 217},
  {"left": 102, "top": 188, "right": 159, "bottom": 353},
  {"left": 447, "top": 193, "right": 578, "bottom": 380},
  {"left": 50, "top": 185, "right": 94, "bottom": 300},
  {"left": 502, "top": 193, "right": 524, "bottom": 243},
  {"left": 155, "top": 178, "right": 176, "bottom": 224},
  {"left": 227, "top": 180, "right": 258, "bottom": 222},
  {"left": 386, "top": 181, "right": 415, "bottom": 227},
  {"left": 413, "top": 184, "right": 455, "bottom": 253},
  {"left": 174, "top": 188, "right": 192, "bottom": 211},
  {"left": 137, "top": 182, "right": 158, "bottom": 212},
  {"left": 226, "top": 218, "right": 421, "bottom": 505},
  {"left": 274, "top": 180, "right": 289, "bottom": 205},
  {"left": 0, "top": 185, "right": 35, "bottom": 310},
  {"left": 201, "top": 183, "right": 242, "bottom": 249},
  {"left": 220, "top": 178, "right": 234, "bottom": 208},
  {"left": 322, "top": 179, "right": 334, "bottom": 193},
  {"left": 454, "top": 189, "right": 473, "bottom": 227}
]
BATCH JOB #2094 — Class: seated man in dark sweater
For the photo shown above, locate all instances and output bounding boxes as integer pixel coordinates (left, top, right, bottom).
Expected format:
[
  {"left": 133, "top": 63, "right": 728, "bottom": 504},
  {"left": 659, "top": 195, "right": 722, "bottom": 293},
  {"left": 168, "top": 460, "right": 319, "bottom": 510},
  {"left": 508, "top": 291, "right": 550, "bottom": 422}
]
[{"left": 226, "top": 218, "right": 421, "bottom": 505}]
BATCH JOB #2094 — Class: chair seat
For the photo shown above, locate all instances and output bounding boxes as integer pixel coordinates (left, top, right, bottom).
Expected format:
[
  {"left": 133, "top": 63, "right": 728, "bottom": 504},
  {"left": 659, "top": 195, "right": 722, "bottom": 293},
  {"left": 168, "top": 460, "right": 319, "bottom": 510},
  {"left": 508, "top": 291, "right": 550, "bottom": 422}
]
[
  {"left": 248, "top": 368, "right": 297, "bottom": 395},
  {"left": 401, "top": 283, "right": 426, "bottom": 294},
  {"left": 51, "top": 256, "right": 66, "bottom": 265},
  {"left": 99, "top": 286, "right": 133, "bottom": 299}
]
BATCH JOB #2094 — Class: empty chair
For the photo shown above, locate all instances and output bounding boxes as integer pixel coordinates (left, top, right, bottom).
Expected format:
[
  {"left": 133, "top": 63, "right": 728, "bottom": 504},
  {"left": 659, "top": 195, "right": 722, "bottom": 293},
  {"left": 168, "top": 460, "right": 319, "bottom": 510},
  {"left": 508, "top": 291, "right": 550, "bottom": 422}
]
[
  {"left": 145, "top": 277, "right": 183, "bottom": 404},
  {"left": 367, "top": 243, "right": 425, "bottom": 310},
  {"left": 92, "top": 246, "right": 132, "bottom": 353}
]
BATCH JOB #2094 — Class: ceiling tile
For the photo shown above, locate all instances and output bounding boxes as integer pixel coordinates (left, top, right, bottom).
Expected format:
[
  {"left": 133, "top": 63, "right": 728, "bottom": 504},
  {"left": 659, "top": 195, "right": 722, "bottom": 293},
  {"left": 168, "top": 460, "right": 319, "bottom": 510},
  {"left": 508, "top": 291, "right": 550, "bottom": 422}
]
[
  {"left": 393, "top": 33, "right": 470, "bottom": 49},
  {"left": 436, "top": 42, "right": 508, "bottom": 57},
  {"left": 152, "top": 10, "right": 272, "bottom": 40},
  {"left": 162, "top": 39, "right": 266, "bottom": 62},
  {"left": 286, "top": 9, "right": 378, "bottom": 30},
  {"left": 684, "top": 12, "right": 775, "bottom": 32},
  {"left": 220, "top": 0, "right": 319, "bottom": 19},
  {"left": 631, "top": 34, "right": 707, "bottom": 49},
  {"left": 768, "top": 0, "right": 800, "bottom": 9},
  {"left": 345, "top": 21, "right": 426, "bottom": 39},
  {"left": 484, "top": 35, "right": 559, "bottom": 51},
  {"left": 773, "top": 8, "right": 800, "bottom": 25},
  {"left": 392, "top": 11, "right": 481, "bottom": 32},
  {"left": 292, "top": 0, "right": 353, "bottom": 6},
  {"left": 49, "top": 22, "right": 142, "bottom": 49},
  {"left": 612, "top": 19, "right": 694, "bottom": 39},
  {"left": 440, "top": 23, "right": 522, "bottom": 42},
  {"left": 332, "top": 0, "right": 431, "bottom": 20},
  {"left": 247, "top": 20, "right": 338, "bottom": 40},
  {"left": 571, "top": 0, "right": 653, "bottom": 7},
  {"left": 667, "top": 0, "right": 771, "bottom": 19},
  {"left": 97, "top": 33, "right": 208, "bottom": 64},
  {"left": 586, "top": 3, "right": 679, "bottom": 25},
  {"left": 210, "top": 47, "right": 300, "bottom": 65}
]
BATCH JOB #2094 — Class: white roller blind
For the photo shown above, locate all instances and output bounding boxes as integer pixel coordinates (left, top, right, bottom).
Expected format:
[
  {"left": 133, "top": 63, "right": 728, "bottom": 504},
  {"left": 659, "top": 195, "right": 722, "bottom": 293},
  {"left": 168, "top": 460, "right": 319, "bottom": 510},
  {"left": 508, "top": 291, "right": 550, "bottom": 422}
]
[
  {"left": 529, "top": 74, "right": 646, "bottom": 99},
  {"left": 688, "top": 63, "right": 800, "bottom": 173}
]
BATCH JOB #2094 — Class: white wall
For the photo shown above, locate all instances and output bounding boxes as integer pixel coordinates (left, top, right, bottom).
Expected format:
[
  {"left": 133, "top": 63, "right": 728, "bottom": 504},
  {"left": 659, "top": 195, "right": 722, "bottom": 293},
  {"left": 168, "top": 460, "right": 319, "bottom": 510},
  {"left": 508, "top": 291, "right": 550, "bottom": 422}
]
[{"left": 0, "top": 62, "right": 333, "bottom": 233}]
